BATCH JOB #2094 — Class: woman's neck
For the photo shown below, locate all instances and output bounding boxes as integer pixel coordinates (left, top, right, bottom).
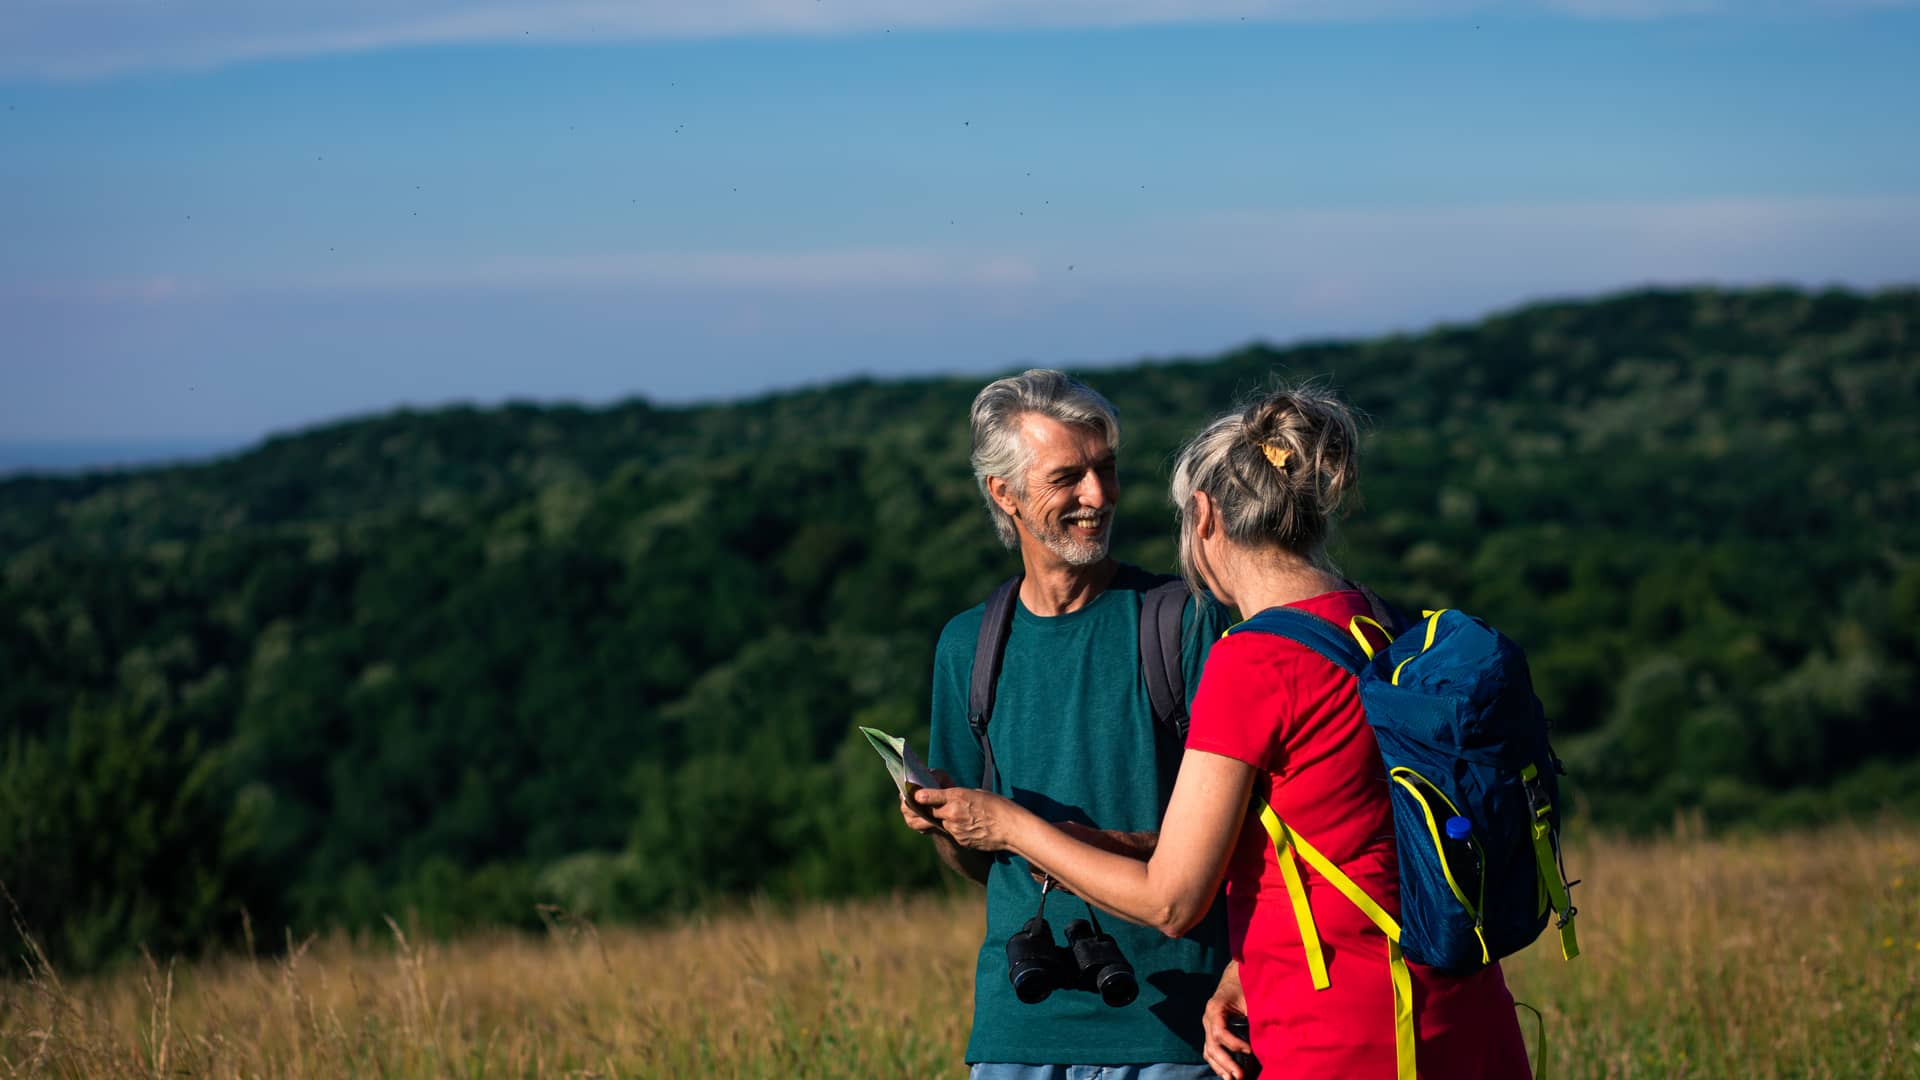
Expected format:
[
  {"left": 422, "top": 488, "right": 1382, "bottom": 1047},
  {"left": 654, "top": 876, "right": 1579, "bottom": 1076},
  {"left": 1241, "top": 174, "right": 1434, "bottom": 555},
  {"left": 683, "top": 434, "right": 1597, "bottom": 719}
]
[{"left": 1222, "top": 553, "right": 1347, "bottom": 619}]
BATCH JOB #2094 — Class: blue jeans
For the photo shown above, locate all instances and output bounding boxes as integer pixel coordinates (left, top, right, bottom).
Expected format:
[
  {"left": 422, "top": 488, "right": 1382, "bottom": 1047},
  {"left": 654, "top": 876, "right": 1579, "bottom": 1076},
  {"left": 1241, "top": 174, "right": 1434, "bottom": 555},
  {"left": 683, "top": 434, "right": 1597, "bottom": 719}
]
[{"left": 970, "top": 1065, "right": 1215, "bottom": 1080}]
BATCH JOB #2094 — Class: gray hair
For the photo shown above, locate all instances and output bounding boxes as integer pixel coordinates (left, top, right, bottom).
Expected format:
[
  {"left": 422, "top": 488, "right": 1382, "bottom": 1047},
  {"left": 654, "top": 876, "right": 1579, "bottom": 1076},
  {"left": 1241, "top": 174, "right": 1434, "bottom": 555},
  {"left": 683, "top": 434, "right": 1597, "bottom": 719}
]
[
  {"left": 969, "top": 369, "right": 1122, "bottom": 549},
  {"left": 1169, "top": 382, "right": 1362, "bottom": 589}
]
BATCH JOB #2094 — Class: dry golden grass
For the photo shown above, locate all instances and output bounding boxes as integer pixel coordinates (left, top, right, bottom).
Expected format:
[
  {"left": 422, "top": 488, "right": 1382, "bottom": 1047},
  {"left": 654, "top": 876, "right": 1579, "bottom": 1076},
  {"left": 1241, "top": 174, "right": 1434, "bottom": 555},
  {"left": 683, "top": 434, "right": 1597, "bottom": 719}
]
[
  {"left": 1499, "top": 821, "right": 1920, "bottom": 1079},
  {"left": 3, "top": 825, "right": 1918, "bottom": 1078}
]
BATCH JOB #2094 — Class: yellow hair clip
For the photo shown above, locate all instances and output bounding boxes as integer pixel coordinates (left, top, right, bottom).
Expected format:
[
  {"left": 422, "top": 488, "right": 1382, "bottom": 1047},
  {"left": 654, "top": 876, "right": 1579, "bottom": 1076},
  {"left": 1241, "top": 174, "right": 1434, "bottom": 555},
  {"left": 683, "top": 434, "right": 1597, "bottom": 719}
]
[{"left": 1259, "top": 442, "right": 1292, "bottom": 471}]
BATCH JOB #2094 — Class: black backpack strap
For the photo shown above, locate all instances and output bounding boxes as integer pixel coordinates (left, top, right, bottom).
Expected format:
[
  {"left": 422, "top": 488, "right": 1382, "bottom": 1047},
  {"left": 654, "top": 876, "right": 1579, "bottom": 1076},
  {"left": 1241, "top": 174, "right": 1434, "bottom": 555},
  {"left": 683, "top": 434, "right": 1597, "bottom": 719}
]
[
  {"left": 1139, "top": 577, "right": 1192, "bottom": 745},
  {"left": 968, "top": 575, "right": 1023, "bottom": 793}
]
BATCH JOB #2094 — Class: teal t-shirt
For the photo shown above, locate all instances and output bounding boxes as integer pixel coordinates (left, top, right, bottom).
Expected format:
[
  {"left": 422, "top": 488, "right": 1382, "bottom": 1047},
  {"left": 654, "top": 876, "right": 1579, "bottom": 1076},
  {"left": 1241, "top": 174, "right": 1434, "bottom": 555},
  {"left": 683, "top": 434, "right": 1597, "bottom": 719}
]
[{"left": 928, "top": 565, "right": 1233, "bottom": 1066}]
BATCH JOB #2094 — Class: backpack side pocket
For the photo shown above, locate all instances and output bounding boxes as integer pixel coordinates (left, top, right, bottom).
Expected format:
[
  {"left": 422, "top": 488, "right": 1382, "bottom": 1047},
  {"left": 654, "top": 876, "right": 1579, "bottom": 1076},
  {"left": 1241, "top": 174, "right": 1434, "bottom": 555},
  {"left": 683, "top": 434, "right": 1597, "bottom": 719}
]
[{"left": 1385, "top": 765, "right": 1489, "bottom": 972}]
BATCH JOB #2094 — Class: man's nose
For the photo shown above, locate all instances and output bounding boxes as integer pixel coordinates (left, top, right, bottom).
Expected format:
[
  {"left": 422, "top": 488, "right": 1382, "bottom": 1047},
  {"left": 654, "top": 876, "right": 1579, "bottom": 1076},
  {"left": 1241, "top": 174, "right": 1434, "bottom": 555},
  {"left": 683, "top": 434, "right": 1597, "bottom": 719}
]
[{"left": 1075, "top": 468, "right": 1112, "bottom": 506}]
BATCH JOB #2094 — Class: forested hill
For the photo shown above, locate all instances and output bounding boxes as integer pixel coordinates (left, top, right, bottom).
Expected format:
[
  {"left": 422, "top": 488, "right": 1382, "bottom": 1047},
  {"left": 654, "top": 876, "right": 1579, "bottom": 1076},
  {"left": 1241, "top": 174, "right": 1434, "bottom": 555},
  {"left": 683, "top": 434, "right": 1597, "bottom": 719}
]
[{"left": 6, "top": 285, "right": 1919, "bottom": 971}]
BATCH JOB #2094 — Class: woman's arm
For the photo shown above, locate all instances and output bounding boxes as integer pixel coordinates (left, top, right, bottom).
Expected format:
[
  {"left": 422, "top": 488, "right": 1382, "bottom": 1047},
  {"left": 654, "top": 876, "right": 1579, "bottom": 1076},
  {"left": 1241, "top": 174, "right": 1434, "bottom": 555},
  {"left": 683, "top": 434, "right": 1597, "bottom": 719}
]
[{"left": 916, "top": 747, "right": 1256, "bottom": 937}]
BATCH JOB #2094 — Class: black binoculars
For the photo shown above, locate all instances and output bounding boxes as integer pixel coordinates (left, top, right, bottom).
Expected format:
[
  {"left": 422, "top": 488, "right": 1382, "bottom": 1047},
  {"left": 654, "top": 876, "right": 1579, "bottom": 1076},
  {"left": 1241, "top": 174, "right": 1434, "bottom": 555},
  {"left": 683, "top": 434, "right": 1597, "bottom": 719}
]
[{"left": 1005, "top": 879, "right": 1138, "bottom": 1007}]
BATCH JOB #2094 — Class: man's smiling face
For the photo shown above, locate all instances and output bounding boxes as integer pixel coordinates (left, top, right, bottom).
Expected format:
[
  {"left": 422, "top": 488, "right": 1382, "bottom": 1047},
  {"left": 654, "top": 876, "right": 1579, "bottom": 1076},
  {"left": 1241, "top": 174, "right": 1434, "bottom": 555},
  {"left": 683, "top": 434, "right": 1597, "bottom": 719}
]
[{"left": 1004, "top": 412, "right": 1117, "bottom": 568}]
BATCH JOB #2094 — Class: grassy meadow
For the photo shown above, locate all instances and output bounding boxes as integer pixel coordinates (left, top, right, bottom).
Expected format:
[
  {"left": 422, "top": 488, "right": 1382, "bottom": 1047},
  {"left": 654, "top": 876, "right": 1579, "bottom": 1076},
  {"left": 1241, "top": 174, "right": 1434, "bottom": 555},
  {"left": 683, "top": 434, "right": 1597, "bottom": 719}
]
[{"left": 4, "top": 824, "right": 1918, "bottom": 1079}]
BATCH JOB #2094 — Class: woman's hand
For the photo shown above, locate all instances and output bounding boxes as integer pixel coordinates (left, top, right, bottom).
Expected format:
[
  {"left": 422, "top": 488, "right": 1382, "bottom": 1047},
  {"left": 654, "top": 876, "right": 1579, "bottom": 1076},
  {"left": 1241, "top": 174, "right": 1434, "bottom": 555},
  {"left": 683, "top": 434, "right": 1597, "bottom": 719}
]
[
  {"left": 914, "top": 786, "right": 1025, "bottom": 852},
  {"left": 1201, "top": 960, "right": 1256, "bottom": 1080}
]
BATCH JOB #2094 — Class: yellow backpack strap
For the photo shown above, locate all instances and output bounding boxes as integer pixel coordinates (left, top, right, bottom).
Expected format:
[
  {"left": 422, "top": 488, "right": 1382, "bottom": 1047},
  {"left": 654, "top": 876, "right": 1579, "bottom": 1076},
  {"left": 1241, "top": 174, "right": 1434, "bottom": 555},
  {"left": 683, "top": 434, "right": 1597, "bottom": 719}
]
[
  {"left": 1256, "top": 798, "right": 1417, "bottom": 1080},
  {"left": 1256, "top": 800, "right": 1329, "bottom": 989},
  {"left": 1389, "top": 609, "right": 1452, "bottom": 685},
  {"left": 1385, "top": 940, "right": 1415, "bottom": 1080},
  {"left": 1346, "top": 615, "right": 1387, "bottom": 659},
  {"left": 1520, "top": 764, "right": 1581, "bottom": 960}
]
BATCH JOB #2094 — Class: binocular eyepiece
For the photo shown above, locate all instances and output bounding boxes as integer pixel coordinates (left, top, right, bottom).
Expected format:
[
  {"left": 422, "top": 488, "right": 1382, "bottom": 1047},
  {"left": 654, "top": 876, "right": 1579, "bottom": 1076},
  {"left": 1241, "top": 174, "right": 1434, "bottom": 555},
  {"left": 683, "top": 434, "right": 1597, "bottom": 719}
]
[{"left": 1005, "top": 887, "right": 1139, "bottom": 1007}]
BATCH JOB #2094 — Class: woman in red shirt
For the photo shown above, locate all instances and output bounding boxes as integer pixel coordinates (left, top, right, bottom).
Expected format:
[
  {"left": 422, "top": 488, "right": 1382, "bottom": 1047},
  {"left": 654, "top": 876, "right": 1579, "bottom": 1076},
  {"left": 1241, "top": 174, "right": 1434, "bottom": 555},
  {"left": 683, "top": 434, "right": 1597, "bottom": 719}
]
[{"left": 920, "top": 385, "right": 1531, "bottom": 1079}]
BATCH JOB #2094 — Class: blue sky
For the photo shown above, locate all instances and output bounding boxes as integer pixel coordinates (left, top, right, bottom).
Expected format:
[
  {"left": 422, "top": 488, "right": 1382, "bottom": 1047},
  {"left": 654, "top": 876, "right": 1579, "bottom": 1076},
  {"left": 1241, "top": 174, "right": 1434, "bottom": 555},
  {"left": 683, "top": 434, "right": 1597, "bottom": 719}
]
[{"left": 2, "top": 2, "right": 1917, "bottom": 455}]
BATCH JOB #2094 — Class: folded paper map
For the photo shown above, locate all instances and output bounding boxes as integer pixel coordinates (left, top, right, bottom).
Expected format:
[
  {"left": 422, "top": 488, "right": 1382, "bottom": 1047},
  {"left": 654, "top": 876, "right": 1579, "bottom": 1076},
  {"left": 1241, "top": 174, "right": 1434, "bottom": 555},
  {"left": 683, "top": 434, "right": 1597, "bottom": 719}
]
[{"left": 859, "top": 725, "right": 943, "bottom": 822}]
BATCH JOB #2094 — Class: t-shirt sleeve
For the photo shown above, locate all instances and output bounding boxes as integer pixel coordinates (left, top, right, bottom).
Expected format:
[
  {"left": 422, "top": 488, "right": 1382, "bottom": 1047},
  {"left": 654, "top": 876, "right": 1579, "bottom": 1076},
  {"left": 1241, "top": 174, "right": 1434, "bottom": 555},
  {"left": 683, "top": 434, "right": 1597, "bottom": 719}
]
[
  {"left": 926, "top": 610, "right": 985, "bottom": 789},
  {"left": 1184, "top": 632, "right": 1294, "bottom": 773}
]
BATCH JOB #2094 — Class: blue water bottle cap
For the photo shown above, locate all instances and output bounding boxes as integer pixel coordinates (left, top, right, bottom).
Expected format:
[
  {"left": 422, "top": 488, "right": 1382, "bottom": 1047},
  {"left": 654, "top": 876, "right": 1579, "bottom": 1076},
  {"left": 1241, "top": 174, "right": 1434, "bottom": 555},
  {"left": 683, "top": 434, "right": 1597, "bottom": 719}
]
[{"left": 1444, "top": 815, "right": 1472, "bottom": 841}]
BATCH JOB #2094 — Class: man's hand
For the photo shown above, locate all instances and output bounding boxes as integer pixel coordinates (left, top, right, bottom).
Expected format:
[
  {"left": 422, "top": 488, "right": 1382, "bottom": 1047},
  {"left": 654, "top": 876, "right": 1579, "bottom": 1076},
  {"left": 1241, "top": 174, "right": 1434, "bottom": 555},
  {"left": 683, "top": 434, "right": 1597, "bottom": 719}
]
[
  {"left": 897, "top": 768, "right": 957, "bottom": 833},
  {"left": 1201, "top": 960, "right": 1256, "bottom": 1080},
  {"left": 914, "top": 785, "right": 1023, "bottom": 852},
  {"left": 896, "top": 769, "right": 992, "bottom": 885}
]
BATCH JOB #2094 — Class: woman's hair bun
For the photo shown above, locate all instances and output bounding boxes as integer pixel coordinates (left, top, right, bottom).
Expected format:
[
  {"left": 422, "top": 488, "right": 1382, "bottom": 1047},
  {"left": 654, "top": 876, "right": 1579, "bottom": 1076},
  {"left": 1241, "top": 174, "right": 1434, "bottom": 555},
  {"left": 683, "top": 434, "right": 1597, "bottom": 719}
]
[{"left": 1170, "top": 381, "right": 1364, "bottom": 574}]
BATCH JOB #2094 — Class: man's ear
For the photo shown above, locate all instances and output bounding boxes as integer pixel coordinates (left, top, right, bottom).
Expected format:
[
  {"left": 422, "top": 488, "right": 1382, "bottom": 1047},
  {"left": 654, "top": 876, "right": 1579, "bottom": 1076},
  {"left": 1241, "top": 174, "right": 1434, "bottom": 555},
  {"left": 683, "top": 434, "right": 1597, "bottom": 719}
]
[{"left": 987, "top": 475, "right": 1021, "bottom": 518}]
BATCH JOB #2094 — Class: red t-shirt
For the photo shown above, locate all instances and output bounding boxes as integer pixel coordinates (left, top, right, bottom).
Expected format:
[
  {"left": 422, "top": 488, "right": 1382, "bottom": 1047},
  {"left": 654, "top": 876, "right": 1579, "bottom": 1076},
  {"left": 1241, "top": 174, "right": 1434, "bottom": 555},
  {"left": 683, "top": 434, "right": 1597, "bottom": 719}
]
[{"left": 1186, "top": 590, "right": 1531, "bottom": 1078}]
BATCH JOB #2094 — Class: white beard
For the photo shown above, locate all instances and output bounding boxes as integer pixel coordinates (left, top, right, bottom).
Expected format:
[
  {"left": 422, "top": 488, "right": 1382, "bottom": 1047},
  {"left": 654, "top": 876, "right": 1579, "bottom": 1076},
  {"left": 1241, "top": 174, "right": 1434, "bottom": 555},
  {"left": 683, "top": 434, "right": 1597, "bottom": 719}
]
[{"left": 1028, "top": 513, "right": 1112, "bottom": 567}]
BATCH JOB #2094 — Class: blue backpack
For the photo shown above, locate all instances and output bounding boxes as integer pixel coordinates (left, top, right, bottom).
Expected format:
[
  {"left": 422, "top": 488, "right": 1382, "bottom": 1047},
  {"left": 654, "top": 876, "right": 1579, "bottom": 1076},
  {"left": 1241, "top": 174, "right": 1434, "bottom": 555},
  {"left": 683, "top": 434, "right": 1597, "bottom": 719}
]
[{"left": 1229, "top": 606, "right": 1581, "bottom": 1080}]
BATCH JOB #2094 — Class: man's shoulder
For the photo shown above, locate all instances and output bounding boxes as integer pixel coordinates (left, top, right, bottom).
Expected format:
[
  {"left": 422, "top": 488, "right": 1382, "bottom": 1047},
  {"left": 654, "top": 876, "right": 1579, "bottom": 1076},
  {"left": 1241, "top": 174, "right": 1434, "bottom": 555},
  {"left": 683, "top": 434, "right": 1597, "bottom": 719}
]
[
  {"left": 1184, "top": 588, "right": 1232, "bottom": 639},
  {"left": 1110, "top": 565, "right": 1229, "bottom": 635},
  {"left": 932, "top": 587, "right": 1000, "bottom": 671},
  {"left": 936, "top": 602, "right": 988, "bottom": 651}
]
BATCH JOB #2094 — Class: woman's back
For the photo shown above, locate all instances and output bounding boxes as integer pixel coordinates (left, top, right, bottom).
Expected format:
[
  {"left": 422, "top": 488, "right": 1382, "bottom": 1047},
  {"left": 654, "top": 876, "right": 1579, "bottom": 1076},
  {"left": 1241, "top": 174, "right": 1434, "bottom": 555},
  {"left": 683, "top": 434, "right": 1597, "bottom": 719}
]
[{"left": 1186, "top": 588, "right": 1531, "bottom": 1079}]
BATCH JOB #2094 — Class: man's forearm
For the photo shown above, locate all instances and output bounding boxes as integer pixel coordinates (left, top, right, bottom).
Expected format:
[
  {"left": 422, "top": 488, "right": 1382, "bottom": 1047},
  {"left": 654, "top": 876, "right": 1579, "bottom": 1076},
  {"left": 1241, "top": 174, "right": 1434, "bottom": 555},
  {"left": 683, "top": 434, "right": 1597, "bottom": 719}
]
[{"left": 931, "top": 829, "right": 995, "bottom": 885}]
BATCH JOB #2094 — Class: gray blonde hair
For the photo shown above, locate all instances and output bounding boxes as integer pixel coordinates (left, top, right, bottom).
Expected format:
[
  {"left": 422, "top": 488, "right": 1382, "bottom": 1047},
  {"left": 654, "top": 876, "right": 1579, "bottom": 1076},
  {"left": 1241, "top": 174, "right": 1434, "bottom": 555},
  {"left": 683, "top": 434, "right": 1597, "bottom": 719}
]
[
  {"left": 970, "top": 369, "right": 1121, "bottom": 549},
  {"left": 1169, "top": 382, "right": 1362, "bottom": 588}
]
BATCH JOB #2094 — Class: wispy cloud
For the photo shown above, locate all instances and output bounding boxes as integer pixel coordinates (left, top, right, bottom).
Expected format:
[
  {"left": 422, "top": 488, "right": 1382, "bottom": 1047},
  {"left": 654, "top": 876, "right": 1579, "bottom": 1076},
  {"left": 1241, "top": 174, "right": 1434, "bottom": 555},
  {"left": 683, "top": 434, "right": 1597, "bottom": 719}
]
[
  {"left": 330, "top": 248, "right": 1042, "bottom": 291},
  {"left": 12, "top": 195, "right": 1915, "bottom": 305},
  {"left": 6, "top": 195, "right": 1914, "bottom": 439},
  {"left": 8, "top": 275, "right": 211, "bottom": 303},
  {"left": 5, "top": 248, "right": 1040, "bottom": 301},
  {"left": 1162, "top": 195, "right": 1920, "bottom": 315},
  {"left": 5, "top": 0, "right": 1912, "bottom": 80}
]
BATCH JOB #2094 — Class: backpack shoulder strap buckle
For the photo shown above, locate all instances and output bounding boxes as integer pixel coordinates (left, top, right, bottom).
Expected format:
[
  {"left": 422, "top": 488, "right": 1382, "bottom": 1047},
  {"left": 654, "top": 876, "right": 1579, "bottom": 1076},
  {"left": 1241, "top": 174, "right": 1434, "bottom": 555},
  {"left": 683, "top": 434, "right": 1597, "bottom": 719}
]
[{"left": 1519, "top": 762, "right": 1554, "bottom": 822}]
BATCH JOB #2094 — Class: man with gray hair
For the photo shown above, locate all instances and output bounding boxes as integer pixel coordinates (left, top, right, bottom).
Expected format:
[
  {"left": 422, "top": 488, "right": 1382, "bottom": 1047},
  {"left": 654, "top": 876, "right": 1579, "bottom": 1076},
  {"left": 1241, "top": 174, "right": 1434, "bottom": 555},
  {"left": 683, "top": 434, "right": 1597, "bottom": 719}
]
[{"left": 901, "top": 369, "right": 1233, "bottom": 1078}]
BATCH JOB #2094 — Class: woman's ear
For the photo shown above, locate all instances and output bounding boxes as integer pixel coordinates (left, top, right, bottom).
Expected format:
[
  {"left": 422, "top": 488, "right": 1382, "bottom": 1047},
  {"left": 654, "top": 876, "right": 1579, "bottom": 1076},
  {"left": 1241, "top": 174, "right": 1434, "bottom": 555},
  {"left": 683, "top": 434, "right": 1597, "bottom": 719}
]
[{"left": 1190, "top": 490, "right": 1218, "bottom": 540}]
